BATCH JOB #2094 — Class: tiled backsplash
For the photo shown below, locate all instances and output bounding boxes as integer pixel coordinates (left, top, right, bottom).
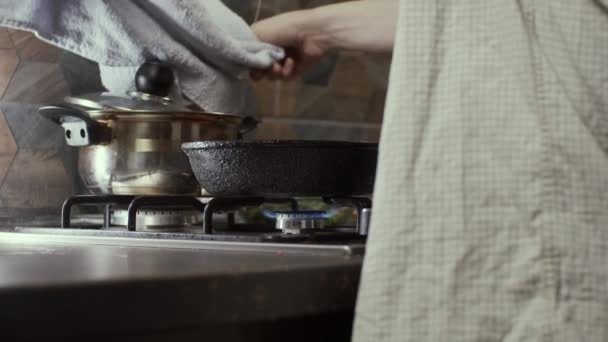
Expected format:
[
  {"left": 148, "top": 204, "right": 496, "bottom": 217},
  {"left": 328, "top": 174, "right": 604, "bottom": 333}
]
[
  {"left": 251, "top": 49, "right": 389, "bottom": 142},
  {"left": 0, "top": 1, "right": 389, "bottom": 216},
  {"left": 0, "top": 28, "right": 76, "bottom": 216}
]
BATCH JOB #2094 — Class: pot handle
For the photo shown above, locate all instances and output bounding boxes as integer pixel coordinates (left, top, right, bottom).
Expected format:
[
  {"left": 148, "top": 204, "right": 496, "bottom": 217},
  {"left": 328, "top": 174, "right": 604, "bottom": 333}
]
[
  {"left": 237, "top": 116, "right": 259, "bottom": 139},
  {"left": 39, "top": 105, "right": 112, "bottom": 146}
]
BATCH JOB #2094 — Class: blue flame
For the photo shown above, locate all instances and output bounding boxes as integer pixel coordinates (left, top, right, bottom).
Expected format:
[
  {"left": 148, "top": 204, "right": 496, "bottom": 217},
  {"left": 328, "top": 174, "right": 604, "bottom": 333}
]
[
  {"left": 262, "top": 209, "right": 277, "bottom": 219},
  {"left": 321, "top": 211, "right": 338, "bottom": 219}
]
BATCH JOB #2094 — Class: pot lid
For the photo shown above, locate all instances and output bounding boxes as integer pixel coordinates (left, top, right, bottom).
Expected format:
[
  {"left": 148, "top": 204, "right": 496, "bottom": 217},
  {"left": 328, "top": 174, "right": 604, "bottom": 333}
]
[
  {"left": 64, "top": 91, "right": 202, "bottom": 113},
  {"left": 64, "top": 61, "right": 206, "bottom": 114}
]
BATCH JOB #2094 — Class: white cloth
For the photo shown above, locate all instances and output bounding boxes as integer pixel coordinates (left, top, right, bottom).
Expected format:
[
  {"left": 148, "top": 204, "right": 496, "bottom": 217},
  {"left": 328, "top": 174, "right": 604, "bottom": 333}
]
[
  {"left": 354, "top": 0, "right": 608, "bottom": 341},
  {"left": 0, "top": 0, "right": 285, "bottom": 114}
]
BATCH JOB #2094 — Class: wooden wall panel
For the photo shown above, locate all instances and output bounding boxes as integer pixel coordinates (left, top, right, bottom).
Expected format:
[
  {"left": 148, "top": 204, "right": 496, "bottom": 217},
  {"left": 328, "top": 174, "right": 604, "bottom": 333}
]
[
  {"left": 0, "top": 112, "right": 17, "bottom": 189},
  {"left": 0, "top": 28, "right": 12, "bottom": 48},
  {"left": 0, "top": 49, "right": 19, "bottom": 98},
  {"left": 0, "top": 149, "right": 73, "bottom": 208},
  {"left": 9, "top": 31, "right": 62, "bottom": 63}
]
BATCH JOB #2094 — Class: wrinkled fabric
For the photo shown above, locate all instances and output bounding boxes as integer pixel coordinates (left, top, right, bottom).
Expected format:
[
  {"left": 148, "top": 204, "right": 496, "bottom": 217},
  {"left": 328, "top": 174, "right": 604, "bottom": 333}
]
[
  {"left": 354, "top": 0, "right": 608, "bottom": 341},
  {"left": 0, "top": 0, "right": 284, "bottom": 114}
]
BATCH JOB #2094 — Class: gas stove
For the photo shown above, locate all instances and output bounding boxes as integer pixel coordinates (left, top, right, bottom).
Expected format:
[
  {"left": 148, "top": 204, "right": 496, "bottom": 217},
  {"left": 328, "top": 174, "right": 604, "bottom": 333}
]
[
  {"left": 14, "top": 194, "right": 371, "bottom": 256},
  {"left": 2, "top": 194, "right": 369, "bottom": 341}
]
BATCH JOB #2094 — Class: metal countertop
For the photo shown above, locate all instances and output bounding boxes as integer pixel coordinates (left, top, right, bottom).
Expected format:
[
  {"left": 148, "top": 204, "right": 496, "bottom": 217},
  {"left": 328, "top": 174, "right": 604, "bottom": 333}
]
[{"left": 0, "top": 231, "right": 362, "bottom": 339}]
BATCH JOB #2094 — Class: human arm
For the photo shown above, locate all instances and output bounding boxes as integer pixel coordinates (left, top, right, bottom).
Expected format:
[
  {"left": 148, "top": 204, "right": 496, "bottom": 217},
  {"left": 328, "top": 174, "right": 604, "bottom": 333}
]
[{"left": 251, "top": 0, "right": 399, "bottom": 80}]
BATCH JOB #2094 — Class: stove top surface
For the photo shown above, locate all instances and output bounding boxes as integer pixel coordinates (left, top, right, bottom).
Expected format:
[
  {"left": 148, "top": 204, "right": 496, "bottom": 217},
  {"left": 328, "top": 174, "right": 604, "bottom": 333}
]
[
  {"left": 0, "top": 229, "right": 363, "bottom": 335},
  {"left": 7, "top": 194, "right": 371, "bottom": 257},
  {"left": 10, "top": 227, "right": 366, "bottom": 256}
]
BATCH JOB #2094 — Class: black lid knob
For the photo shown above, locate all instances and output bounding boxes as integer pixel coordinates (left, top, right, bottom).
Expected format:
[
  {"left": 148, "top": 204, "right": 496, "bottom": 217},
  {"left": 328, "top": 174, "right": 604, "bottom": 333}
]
[{"left": 135, "top": 61, "right": 175, "bottom": 97}]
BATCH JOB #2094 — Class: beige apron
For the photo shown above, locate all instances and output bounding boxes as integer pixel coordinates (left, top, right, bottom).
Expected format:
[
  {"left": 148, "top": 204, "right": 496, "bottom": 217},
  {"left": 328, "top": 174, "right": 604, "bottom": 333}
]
[{"left": 353, "top": 1, "right": 608, "bottom": 341}]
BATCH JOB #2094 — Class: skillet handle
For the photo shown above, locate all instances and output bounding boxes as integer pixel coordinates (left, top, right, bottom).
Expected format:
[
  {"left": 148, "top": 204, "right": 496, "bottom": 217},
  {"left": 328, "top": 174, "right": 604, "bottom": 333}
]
[{"left": 39, "top": 104, "right": 112, "bottom": 146}]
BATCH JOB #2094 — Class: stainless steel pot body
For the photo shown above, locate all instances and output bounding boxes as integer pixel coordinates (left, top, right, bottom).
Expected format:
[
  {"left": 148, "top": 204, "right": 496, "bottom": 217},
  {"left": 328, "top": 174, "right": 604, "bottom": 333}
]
[
  {"left": 80, "top": 113, "right": 242, "bottom": 195},
  {"left": 40, "top": 106, "right": 246, "bottom": 195}
]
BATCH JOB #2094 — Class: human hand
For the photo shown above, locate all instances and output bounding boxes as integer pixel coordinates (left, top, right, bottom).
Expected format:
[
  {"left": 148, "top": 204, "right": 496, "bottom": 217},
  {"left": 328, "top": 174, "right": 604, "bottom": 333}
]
[{"left": 250, "top": 10, "right": 330, "bottom": 81}]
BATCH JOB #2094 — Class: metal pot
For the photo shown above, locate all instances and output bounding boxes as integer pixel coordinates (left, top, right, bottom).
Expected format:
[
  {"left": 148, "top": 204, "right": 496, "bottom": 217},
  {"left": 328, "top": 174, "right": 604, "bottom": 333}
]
[{"left": 39, "top": 62, "right": 256, "bottom": 195}]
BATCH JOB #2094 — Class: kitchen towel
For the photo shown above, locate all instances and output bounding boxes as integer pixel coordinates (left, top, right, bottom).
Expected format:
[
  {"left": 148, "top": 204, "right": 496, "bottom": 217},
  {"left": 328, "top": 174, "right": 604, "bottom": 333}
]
[
  {"left": 0, "top": 0, "right": 285, "bottom": 114},
  {"left": 353, "top": 0, "right": 608, "bottom": 341}
]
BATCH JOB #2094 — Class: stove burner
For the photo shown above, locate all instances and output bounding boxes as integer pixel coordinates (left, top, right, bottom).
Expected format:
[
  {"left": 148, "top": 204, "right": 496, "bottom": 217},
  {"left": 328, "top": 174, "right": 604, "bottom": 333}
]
[
  {"left": 111, "top": 208, "right": 203, "bottom": 231},
  {"left": 275, "top": 211, "right": 326, "bottom": 235},
  {"left": 59, "top": 195, "right": 372, "bottom": 239}
]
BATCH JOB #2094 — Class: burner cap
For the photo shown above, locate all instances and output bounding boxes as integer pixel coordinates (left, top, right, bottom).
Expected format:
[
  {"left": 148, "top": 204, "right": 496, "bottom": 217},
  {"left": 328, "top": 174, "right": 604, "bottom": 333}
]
[{"left": 275, "top": 211, "right": 326, "bottom": 235}]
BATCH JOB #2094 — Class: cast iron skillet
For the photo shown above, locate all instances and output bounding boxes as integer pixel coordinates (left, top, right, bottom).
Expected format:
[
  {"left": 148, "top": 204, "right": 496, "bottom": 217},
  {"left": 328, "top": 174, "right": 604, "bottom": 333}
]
[{"left": 182, "top": 140, "right": 378, "bottom": 197}]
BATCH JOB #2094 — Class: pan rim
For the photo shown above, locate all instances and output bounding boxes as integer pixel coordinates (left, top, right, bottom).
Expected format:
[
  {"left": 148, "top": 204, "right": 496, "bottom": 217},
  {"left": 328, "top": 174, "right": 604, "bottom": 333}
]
[{"left": 182, "top": 140, "right": 378, "bottom": 150}]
